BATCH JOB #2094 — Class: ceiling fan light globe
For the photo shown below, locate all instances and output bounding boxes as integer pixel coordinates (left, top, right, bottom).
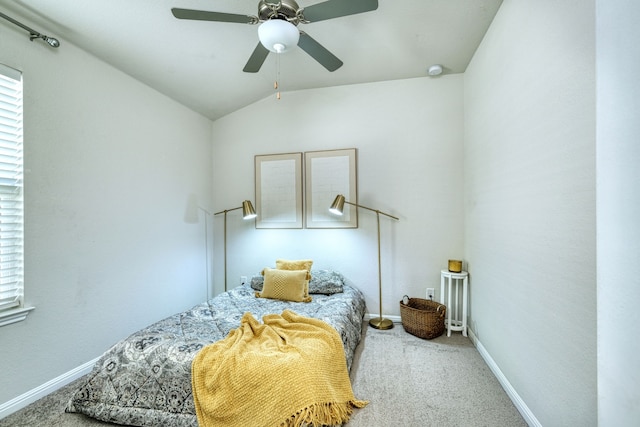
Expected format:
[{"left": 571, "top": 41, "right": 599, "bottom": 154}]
[{"left": 258, "top": 19, "right": 299, "bottom": 53}]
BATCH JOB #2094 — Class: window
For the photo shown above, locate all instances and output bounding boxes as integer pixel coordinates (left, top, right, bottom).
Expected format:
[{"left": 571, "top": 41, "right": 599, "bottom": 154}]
[{"left": 0, "top": 63, "right": 31, "bottom": 326}]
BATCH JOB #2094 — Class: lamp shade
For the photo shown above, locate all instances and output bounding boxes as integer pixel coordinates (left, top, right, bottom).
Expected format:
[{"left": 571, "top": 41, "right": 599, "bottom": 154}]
[
  {"left": 258, "top": 19, "right": 299, "bottom": 53},
  {"left": 329, "top": 194, "right": 346, "bottom": 215},
  {"left": 242, "top": 200, "right": 257, "bottom": 219}
]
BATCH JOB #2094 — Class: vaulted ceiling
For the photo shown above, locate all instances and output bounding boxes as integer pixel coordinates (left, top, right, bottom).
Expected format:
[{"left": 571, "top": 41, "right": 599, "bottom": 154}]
[{"left": 3, "top": 0, "right": 502, "bottom": 121}]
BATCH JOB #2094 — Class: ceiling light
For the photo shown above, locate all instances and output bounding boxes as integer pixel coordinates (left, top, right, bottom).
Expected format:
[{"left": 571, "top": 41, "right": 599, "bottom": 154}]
[
  {"left": 428, "top": 64, "right": 443, "bottom": 76},
  {"left": 258, "top": 19, "right": 300, "bottom": 53}
]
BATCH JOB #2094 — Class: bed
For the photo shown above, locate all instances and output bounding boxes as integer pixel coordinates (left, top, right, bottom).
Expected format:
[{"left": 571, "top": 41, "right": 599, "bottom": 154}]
[{"left": 66, "top": 269, "right": 366, "bottom": 427}]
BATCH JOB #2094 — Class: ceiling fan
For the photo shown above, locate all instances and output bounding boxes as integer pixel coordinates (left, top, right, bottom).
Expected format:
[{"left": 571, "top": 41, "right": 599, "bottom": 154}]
[{"left": 171, "top": 0, "right": 378, "bottom": 73}]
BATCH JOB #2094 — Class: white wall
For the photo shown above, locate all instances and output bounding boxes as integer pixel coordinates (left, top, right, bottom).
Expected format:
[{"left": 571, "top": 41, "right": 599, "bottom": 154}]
[
  {"left": 464, "top": 1, "right": 596, "bottom": 425},
  {"left": 211, "top": 76, "right": 464, "bottom": 317},
  {"left": 0, "top": 22, "right": 213, "bottom": 405},
  {"left": 596, "top": 1, "right": 640, "bottom": 425},
  {"left": 6, "top": 3, "right": 632, "bottom": 425}
]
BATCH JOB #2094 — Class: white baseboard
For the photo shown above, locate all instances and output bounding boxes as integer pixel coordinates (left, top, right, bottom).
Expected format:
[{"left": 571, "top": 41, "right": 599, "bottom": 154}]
[
  {"left": 468, "top": 329, "right": 541, "bottom": 427},
  {"left": 2, "top": 313, "right": 398, "bottom": 420},
  {"left": 2, "top": 321, "right": 536, "bottom": 426},
  {"left": 0, "top": 357, "right": 98, "bottom": 420},
  {"left": 1, "top": 314, "right": 400, "bottom": 419}
]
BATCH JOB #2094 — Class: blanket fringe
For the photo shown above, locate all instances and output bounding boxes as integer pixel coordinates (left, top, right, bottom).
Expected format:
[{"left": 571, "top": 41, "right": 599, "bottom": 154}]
[{"left": 281, "top": 400, "right": 369, "bottom": 427}]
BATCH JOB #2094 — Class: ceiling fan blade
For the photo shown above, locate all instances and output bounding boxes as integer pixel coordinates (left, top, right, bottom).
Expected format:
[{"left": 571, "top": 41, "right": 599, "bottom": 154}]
[
  {"left": 298, "top": 32, "right": 343, "bottom": 72},
  {"left": 302, "top": 0, "right": 378, "bottom": 23},
  {"left": 243, "top": 43, "right": 270, "bottom": 73},
  {"left": 171, "top": 8, "right": 256, "bottom": 24}
]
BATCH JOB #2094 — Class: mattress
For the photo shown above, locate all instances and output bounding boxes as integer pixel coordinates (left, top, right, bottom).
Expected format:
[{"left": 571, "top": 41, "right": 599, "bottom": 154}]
[{"left": 66, "top": 282, "right": 366, "bottom": 427}]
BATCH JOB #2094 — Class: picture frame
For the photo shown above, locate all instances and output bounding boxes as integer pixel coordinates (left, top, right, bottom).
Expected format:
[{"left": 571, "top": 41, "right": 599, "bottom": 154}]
[
  {"left": 254, "top": 152, "right": 303, "bottom": 229},
  {"left": 304, "top": 148, "right": 358, "bottom": 228}
]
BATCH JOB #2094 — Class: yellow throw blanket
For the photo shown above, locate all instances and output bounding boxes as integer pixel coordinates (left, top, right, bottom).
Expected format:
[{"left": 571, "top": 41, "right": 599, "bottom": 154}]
[{"left": 191, "top": 309, "right": 367, "bottom": 427}]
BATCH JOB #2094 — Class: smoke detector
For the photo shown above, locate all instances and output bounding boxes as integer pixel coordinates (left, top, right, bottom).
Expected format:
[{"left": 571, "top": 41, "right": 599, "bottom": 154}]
[{"left": 428, "top": 64, "right": 443, "bottom": 76}]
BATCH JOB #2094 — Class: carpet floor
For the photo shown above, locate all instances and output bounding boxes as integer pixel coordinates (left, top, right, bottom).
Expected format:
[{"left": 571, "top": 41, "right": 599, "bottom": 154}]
[{"left": 0, "top": 323, "right": 527, "bottom": 427}]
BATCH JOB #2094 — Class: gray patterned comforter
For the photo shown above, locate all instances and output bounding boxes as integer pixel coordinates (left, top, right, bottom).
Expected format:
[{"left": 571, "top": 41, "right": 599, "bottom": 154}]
[{"left": 66, "top": 283, "right": 366, "bottom": 427}]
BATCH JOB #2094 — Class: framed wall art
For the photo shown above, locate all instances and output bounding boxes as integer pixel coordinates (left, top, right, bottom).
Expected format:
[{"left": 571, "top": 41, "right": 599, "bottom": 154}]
[
  {"left": 254, "top": 152, "right": 303, "bottom": 229},
  {"left": 304, "top": 148, "right": 358, "bottom": 228}
]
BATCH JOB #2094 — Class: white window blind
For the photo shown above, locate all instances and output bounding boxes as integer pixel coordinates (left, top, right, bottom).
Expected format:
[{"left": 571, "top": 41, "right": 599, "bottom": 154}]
[{"left": 0, "top": 63, "right": 24, "bottom": 314}]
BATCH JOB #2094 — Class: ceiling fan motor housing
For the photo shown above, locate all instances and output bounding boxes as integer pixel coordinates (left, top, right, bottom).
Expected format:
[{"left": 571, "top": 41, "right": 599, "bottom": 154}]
[{"left": 258, "top": 0, "right": 302, "bottom": 24}]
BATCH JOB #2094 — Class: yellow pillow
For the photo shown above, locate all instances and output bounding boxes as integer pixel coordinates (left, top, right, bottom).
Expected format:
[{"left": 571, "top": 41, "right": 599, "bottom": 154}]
[
  {"left": 275, "top": 259, "right": 313, "bottom": 272},
  {"left": 257, "top": 268, "right": 312, "bottom": 303},
  {"left": 275, "top": 259, "right": 313, "bottom": 299}
]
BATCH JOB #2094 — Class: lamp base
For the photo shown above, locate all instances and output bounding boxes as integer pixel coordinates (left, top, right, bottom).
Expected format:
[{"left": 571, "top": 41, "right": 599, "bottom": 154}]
[{"left": 369, "top": 317, "right": 394, "bottom": 330}]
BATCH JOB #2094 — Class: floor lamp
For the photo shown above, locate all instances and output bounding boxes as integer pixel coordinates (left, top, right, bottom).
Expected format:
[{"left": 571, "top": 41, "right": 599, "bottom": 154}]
[
  {"left": 214, "top": 200, "right": 257, "bottom": 292},
  {"left": 198, "top": 207, "right": 212, "bottom": 301},
  {"left": 329, "top": 194, "right": 399, "bottom": 330}
]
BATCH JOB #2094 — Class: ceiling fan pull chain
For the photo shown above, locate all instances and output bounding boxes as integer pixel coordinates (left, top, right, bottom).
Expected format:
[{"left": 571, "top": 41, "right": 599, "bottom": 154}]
[{"left": 275, "top": 51, "right": 281, "bottom": 100}]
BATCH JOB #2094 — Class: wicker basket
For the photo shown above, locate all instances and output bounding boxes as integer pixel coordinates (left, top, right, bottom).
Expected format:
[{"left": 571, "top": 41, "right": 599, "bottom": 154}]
[{"left": 400, "top": 296, "right": 446, "bottom": 339}]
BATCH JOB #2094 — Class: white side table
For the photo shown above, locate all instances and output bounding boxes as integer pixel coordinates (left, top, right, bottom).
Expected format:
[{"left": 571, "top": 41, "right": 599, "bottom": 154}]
[{"left": 440, "top": 270, "right": 469, "bottom": 337}]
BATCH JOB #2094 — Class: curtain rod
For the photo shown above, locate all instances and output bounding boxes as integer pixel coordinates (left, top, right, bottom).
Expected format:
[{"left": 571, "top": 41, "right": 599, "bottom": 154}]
[{"left": 0, "top": 11, "right": 60, "bottom": 48}]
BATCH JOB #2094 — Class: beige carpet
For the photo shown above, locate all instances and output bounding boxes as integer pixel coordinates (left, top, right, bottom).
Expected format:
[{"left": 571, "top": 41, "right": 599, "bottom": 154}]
[
  {"left": 0, "top": 323, "right": 526, "bottom": 427},
  {"left": 348, "top": 324, "right": 527, "bottom": 426}
]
